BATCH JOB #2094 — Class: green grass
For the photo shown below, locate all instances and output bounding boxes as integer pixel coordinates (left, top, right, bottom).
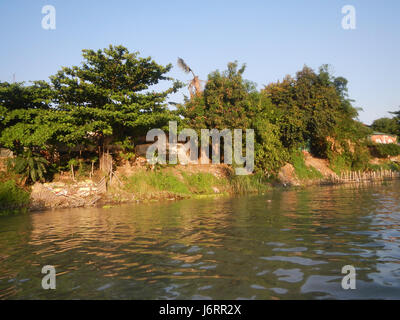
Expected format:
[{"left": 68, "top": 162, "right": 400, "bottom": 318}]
[
  {"left": 124, "top": 170, "right": 190, "bottom": 198},
  {"left": 181, "top": 172, "right": 224, "bottom": 194},
  {"left": 149, "top": 171, "right": 190, "bottom": 194},
  {"left": 228, "top": 172, "right": 271, "bottom": 194},
  {"left": 123, "top": 169, "right": 271, "bottom": 199},
  {"left": 0, "top": 180, "right": 30, "bottom": 216},
  {"left": 291, "top": 151, "right": 323, "bottom": 180}
]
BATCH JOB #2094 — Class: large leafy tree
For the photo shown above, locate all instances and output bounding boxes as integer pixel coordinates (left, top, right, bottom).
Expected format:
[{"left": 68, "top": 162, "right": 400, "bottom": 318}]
[
  {"left": 264, "top": 65, "right": 365, "bottom": 157},
  {"left": 178, "top": 62, "right": 287, "bottom": 173},
  {"left": 179, "top": 62, "right": 254, "bottom": 130},
  {"left": 0, "top": 81, "right": 55, "bottom": 153},
  {"left": 50, "top": 45, "right": 183, "bottom": 151},
  {"left": 1, "top": 45, "right": 182, "bottom": 156},
  {"left": 393, "top": 109, "right": 400, "bottom": 136},
  {"left": 372, "top": 113, "right": 399, "bottom": 137}
]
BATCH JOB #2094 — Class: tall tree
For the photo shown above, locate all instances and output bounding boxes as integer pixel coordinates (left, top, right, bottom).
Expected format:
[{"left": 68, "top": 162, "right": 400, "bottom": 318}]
[
  {"left": 50, "top": 45, "right": 183, "bottom": 152},
  {"left": 264, "top": 65, "right": 364, "bottom": 157},
  {"left": 389, "top": 109, "right": 400, "bottom": 137},
  {"left": 371, "top": 117, "right": 399, "bottom": 136},
  {"left": 178, "top": 62, "right": 287, "bottom": 173},
  {"left": 0, "top": 81, "right": 55, "bottom": 153},
  {"left": 180, "top": 61, "right": 254, "bottom": 130}
]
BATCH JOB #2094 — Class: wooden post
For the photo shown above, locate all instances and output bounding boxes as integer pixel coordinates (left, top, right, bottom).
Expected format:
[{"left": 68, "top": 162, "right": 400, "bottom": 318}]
[{"left": 71, "top": 164, "right": 75, "bottom": 181}]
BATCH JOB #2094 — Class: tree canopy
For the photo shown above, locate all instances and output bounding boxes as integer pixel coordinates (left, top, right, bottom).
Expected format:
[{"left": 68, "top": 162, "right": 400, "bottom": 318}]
[
  {"left": 0, "top": 47, "right": 387, "bottom": 182},
  {"left": 264, "top": 65, "right": 367, "bottom": 157},
  {"left": 371, "top": 116, "right": 399, "bottom": 137},
  {"left": 0, "top": 45, "right": 182, "bottom": 155}
]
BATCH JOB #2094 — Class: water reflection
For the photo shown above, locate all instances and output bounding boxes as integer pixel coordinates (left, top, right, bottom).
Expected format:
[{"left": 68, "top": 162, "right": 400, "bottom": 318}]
[{"left": 0, "top": 181, "right": 400, "bottom": 299}]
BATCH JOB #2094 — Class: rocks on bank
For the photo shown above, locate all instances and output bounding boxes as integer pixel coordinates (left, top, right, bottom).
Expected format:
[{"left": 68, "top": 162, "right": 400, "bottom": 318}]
[{"left": 30, "top": 180, "right": 103, "bottom": 210}]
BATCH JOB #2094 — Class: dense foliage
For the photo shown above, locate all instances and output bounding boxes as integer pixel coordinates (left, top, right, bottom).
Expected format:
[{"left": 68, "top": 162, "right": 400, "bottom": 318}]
[
  {"left": 178, "top": 63, "right": 369, "bottom": 173},
  {"left": 369, "top": 143, "right": 400, "bottom": 158},
  {"left": 178, "top": 62, "right": 288, "bottom": 173},
  {"left": 371, "top": 117, "right": 399, "bottom": 137},
  {"left": 0, "top": 45, "right": 182, "bottom": 182},
  {"left": 264, "top": 65, "right": 369, "bottom": 158},
  {"left": 49, "top": 45, "right": 182, "bottom": 150},
  {"left": 0, "top": 45, "right": 392, "bottom": 187},
  {"left": 0, "top": 180, "right": 30, "bottom": 215},
  {"left": 0, "top": 45, "right": 181, "bottom": 155},
  {"left": 7, "top": 150, "right": 48, "bottom": 184}
]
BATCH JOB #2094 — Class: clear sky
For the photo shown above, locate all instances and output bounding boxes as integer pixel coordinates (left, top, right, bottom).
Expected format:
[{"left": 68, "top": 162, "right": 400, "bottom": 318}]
[{"left": 1, "top": 0, "right": 399, "bottom": 124}]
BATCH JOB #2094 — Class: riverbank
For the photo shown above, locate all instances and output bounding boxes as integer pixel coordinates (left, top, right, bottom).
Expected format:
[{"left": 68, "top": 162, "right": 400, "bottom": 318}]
[
  {"left": 1, "top": 153, "right": 400, "bottom": 214},
  {"left": 28, "top": 163, "right": 273, "bottom": 211}
]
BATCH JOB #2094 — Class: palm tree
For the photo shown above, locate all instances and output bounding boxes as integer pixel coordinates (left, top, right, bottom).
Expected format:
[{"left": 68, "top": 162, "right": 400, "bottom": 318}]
[{"left": 177, "top": 58, "right": 204, "bottom": 98}]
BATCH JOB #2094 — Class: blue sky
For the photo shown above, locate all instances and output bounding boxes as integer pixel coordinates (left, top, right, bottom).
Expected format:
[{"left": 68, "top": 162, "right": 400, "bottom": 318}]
[{"left": 1, "top": 0, "right": 399, "bottom": 124}]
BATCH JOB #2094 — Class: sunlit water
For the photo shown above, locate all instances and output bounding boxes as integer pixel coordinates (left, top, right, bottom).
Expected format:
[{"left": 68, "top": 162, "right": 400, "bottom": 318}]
[{"left": 1, "top": 181, "right": 400, "bottom": 299}]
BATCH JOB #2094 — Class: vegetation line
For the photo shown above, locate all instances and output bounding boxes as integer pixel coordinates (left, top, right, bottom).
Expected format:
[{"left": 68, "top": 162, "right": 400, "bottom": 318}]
[{"left": 1, "top": 45, "right": 399, "bottom": 215}]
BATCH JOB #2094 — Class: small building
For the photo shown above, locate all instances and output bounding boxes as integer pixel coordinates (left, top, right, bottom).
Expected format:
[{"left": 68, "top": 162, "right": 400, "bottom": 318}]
[{"left": 369, "top": 132, "right": 398, "bottom": 144}]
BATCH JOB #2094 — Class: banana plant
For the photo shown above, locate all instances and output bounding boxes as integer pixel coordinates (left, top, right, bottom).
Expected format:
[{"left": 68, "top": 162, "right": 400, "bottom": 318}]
[{"left": 8, "top": 149, "right": 48, "bottom": 185}]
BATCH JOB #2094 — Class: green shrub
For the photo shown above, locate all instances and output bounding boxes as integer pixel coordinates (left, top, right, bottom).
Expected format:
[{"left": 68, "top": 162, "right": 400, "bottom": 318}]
[
  {"left": 367, "top": 161, "right": 400, "bottom": 172},
  {"left": 329, "top": 153, "right": 351, "bottom": 175},
  {"left": 351, "top": 145, "right": 371, "bottom": 171},
  {"left": 7, "top": 150, "right": 48, "bottom": 184},
  {"left": 0, "top": 180, "right": 30, "bottom": 215},
  {"left": 328, "top": 144, "right": 371, "bottom": 174},
  {"left": 390, "top": 162, "right": 400, "bottom": 171},
  {"left": 369, "top": 143, "right": 400, "bottom": 158}
]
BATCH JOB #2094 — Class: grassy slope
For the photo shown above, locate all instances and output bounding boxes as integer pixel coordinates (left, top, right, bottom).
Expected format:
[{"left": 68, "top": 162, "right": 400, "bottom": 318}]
[{"left": 119, "top": 168, "right": 272, "bottom": 201}]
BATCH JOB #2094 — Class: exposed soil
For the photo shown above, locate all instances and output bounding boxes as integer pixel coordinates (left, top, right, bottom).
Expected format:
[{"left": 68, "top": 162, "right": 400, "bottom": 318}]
[{"left": 303, "top": 152, "right": 337, "bottom": 177}]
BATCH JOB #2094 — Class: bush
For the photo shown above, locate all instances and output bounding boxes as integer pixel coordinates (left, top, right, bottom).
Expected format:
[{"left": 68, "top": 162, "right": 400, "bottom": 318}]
[
  {"left": 328, "top": 144, "right": 371, "bottom": 174},
  {"left": 369, "top": 143, "right": 400, "bottom": 158},
  {"left": 329, "top": 153, "right": 351, "bottom": 175},
  {"left": 390, "top": 162, "right": 400, "bottom": 171},
  {"left": 0, "top": 180, "right": 30, "bottom": 215},
  {"left": 367, "top": 161, "right": 400, "bottom": 172},
  {"left": 7, "top": 150, "right": 48, "bottom": 185},
  {"left": 351, "top": 145, "right": 371, "bottom": 171}
]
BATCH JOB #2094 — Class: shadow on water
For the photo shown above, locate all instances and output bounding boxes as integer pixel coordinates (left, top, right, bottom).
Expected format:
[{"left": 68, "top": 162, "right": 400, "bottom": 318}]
[{"left": 1, "top": 181, "right": 400, "bottom": 299}]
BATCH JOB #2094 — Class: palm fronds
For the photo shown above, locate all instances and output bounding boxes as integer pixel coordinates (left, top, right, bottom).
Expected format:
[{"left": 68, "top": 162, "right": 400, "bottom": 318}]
[
  {"left": 177, "top": 57, "right": 192, "bottom": 74},
  {"left": 177, "top": 58, "right": 203, "bottom": 98}
]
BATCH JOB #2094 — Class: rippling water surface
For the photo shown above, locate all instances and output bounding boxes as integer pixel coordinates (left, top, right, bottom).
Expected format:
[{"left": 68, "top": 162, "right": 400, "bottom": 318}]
[{"left": 1, "top": 181, "right": 400, "bottom": 299}]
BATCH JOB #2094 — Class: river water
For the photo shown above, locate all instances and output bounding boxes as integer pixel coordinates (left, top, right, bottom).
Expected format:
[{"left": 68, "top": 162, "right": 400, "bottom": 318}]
[{"left": 1, "top": 181, "right": 400, "bottom": 299}]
